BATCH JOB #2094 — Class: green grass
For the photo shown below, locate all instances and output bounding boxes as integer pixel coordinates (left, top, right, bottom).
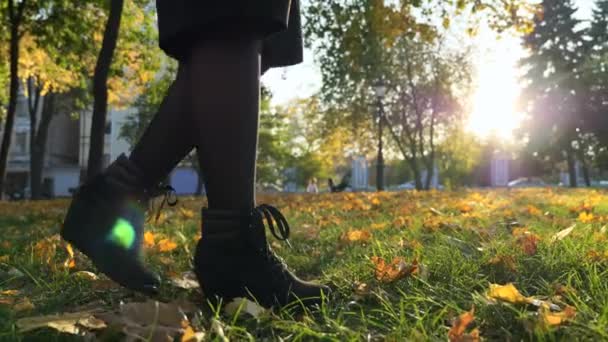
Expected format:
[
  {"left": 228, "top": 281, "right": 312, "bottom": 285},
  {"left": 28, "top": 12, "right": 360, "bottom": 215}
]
[{"left": 1, "top": 188, "right": 608, "bottom": 341}]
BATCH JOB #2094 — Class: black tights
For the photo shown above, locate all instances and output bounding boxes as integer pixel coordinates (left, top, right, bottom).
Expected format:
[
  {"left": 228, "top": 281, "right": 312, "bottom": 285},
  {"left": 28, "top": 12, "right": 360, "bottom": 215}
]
[{"left": 129, "top": 37, "right": 263, "bottom": 211}]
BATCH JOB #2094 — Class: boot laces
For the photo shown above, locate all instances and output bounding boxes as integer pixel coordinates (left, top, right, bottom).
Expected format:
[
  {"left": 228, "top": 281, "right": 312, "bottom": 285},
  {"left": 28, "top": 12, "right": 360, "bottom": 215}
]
[
  {"left": 251, "top": 204, "right": 293, "bottom": 276},
  {"left": 146, "top": 184, "right": 178, "bottom": 223}
]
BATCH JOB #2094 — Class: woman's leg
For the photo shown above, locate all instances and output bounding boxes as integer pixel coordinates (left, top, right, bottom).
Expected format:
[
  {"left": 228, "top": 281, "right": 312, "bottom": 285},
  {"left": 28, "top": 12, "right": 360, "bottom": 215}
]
[
  {"left": 186, "top": 35, "right": 329, "bottom": 307},
  {"left": 61, "top": 63, "right": 195, "bottom": 296},
  {"left": 129, "top": 64, "right": 195, "bottom": 187},
  {"left": 187, "top": 37, "right": 262, "bottom": 211}
]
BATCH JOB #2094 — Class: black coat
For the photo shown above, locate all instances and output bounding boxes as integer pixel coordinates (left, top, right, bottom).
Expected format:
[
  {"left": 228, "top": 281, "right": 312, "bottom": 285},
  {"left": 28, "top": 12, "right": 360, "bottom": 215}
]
[{"left": 156, "top": 0, "right": 303, "bottom": 68}]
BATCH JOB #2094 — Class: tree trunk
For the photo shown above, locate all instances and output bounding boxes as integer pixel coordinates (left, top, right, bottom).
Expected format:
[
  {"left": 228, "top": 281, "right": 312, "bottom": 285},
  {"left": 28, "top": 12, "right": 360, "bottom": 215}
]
[
  {"left": 424, "top": 159, "right": 433, "bottom": 190},
  {"left": 86, "top": 0, "right": 124, "bottom": 180},
  {"left": 30, "top": 93, "right": 55, "bottom": 199},
  {"left": 27, "top": 78, "right": 42, "bottom": 199},
  {"left": 407, "top": 158, "right": 423, "bottom": 190},
  {"left": 566, "top": 146, "right": 578, "bottom": 188},
  {"left": 0, "top": 0, "right": 27, "bottom": 199},
  {"left": 581, "top": 161, "right": 591, "bottom": 187}
]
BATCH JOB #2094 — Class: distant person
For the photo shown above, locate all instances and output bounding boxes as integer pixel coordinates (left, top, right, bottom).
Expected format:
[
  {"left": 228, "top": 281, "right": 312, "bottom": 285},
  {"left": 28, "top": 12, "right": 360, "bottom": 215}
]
[
  {"left": 60, "top": 0, "right": 328, "bottom": 309},
  {"left": 307, "top": 178, "right": 319, "bottom": 193},
  {"left": 328, "top": 171, "right": 351, "bottom": 193}
]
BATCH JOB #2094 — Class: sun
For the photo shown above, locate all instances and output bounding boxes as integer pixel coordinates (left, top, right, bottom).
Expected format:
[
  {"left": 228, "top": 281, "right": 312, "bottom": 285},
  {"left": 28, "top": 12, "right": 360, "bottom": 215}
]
[{"left": 467, "top": 33, "right": 525, "bottom": 141}]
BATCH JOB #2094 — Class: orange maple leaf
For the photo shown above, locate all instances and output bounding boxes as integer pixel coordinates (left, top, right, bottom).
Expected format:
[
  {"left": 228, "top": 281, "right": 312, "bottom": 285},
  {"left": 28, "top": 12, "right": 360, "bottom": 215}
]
[
  {"left": 448, "top": 307, "right": 480, "bottom": 342},
  {"left": 144, "top": 231, "right": 155, "bottom": 248},
  {"left": 371, "top": 256, "right": 418, "bottom": 283},
  {"left": 157, "top": 238, "right": 178, "bottom": 252},
  {"left": 517, "top": 233, "right": 540, "bottom": 256}
]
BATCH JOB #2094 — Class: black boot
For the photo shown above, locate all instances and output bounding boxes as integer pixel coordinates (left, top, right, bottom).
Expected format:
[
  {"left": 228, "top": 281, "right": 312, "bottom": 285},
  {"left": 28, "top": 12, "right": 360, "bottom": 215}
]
[
  {"left": 61, "top": 154, "right": 176, "bottom": 295},
  {"left": 194, "top": 205, "right": 330, "bottom": 308}
]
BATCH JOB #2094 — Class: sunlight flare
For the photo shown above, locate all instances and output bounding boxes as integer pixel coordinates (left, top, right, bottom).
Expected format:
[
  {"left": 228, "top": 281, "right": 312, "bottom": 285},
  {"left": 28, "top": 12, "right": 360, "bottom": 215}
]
[{"left": 467, "top": 33, "right": 525, "bottom": 141}]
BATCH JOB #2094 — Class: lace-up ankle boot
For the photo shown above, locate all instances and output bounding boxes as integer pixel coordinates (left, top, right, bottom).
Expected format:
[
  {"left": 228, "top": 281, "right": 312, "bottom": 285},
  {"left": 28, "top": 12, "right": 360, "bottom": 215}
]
[
  {"left": 61, "top": 154, "right": 177, "bottom": 295},
  {"left": 194, "top": 205, "right": 330, "bottom": 308}
]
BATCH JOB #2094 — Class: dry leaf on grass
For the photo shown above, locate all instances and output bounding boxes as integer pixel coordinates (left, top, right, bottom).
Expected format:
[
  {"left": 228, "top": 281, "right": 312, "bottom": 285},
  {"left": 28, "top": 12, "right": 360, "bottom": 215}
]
[
  {"left": 224, "top": 298, "right": 266, "bottom": 318},
  {"left": 158, "top": 239, "right": 178, "bottom": 252},
  {"left": 91, "top": 278, "right": 120, "bottom": 291},
  {"left": 171, "top": 271, "right": 200, "bottom": 290},
  {"left": 0, "top": 289, "right": 19, "bottom": 296},
  {"left": 539, "top": 305, "right": 576, "bottom": 327},
  {"left": 181, "top": 322, "right": 206, "bottom": 342},
  {"left": 487, "top": 255, "right": 517, "bottom": 272},
  {"left": 487, "top": 283, "right": 530, "bottom": 304},
  {"left": 16, "top": 311, "right": 106, "bottom": 335},
  {"left": 14, "top": 297, "right": 35, "bottom": 312},
  {"left": 370, "top": 222, "right": 388, "bottom": 230},
  {"left": 179, "top": 208, "right": 195, "bottom": 219},
  {"left": 371, "top": 256, "right": 418, "bottom": 283},
  {"left": 97, "top": 300, "right": 197, "bottom": 341},
  {"left": 72, "top": 271, "right": 99, "bottom": 281},
  {"left": 551, "top": 225, "right": 575, "bottom": 242},
  {"left": 144, "top": 231, "right": 156, "bottom": 248},
  {"left": 487, "top": 283, "right": 560, "bottom": 311},
  {"left": 340, "top": 230, "right": 372, "bottom": 244},
  {"left": 513, "top": 231, "right": 540, "bottom": 256},
  {"left": 353, "top": 282, "right": 371, "bottom": 300},
  {"left": 448, "top": 307, "right": 480, "bottom": 342}
]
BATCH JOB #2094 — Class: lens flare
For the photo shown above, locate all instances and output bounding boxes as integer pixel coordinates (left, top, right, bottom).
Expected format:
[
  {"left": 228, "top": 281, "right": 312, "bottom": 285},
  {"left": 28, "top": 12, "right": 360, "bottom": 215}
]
[{"left": 107, "top": 218, "right": 136, "bottom": 250}]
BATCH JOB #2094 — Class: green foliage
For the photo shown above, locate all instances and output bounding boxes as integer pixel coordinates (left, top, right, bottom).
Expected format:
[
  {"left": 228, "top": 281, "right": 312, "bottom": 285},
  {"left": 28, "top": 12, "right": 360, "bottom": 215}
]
[
  {"left": 257, "top": 87, "right": 291, "bottom": 187},
  {"left": 521, "top": 0, "right": 584, "bottom": 148},
  {"left": 581, "top": 0, "right": 608, "bottom": 148},
  {"left": 120, "top": 60, "right": 177, "bottom": 146},
  {"left": 436, "top": 127, "right": 481, "bottom": 188}
]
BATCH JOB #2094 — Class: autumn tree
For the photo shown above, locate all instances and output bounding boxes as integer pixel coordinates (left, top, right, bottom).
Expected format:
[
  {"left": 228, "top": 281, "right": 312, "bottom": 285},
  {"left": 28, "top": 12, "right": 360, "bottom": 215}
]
[
  {"left": 87, "top": 0, "right": 159, "bottom": 180},
  {"left": 0, "top": 0, "right": 28, "bottom": 198},
  {"left": 0, "top": 0, "right": 159, "bottom": 198},
  {"left": 520, "top": 0, "right": 586, "bottom": 187},
  {"left": 579, "top": 0, "right": 608, "bottom": 174},
  {"left": 0, "top": 1, "right": 104, "bottom": 197},
  {"left": 305, "top": 0, "right": 538, "bottom": 190}
]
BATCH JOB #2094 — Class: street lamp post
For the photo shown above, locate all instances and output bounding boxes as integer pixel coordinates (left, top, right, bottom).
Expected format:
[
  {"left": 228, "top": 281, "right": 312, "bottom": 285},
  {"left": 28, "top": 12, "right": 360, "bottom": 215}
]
[{"left": 373, "top": 81, "right": 387, "bottom": 192}]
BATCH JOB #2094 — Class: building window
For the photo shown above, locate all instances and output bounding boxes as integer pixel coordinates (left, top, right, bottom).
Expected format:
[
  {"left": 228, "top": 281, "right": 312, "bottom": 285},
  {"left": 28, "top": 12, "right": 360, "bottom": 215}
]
[
  {"left": 103, "top": 153, "right": 111, "bottom": 169},
  {"left": 14, "top": 132, "right": 27, "bottom": 155}
]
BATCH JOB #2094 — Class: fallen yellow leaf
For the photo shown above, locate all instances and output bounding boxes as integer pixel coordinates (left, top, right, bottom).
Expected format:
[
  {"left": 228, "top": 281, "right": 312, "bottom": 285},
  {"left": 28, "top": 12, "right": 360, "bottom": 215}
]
[
  {"left": 158, "top": 239, "right": 178, "bottom": 252},
  {"left": 539, "top": 305, "right": 576, "bottom": 327},
  {"left": 181, "top": 322, "right": 205, "bottom": 342},
  {"left": 144, "top": 231, "right": 155, "bottom": 248},
  {"left": 370, "top": 222, "right": 388, "bottom": 230},
  {"left": 487, "top": 283, "right": 530, "bottom": 304},
  {"left": 179, "top": 208, "right": 195, "bottom": 219},
  {"left": 0, "top": 290, "right": 19, "bottom": 296},
  {"left": 579, "top": 212, "right": 594, "bottom": 223},
  {"left": 527, "top": 205, "right": 542, "bottom": 216},
  {"left": 65, "top": 243, "right": 74, "bottom": 258},
  {"left": 340, "top": 230, "right": 372, "bottom": 243}
]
